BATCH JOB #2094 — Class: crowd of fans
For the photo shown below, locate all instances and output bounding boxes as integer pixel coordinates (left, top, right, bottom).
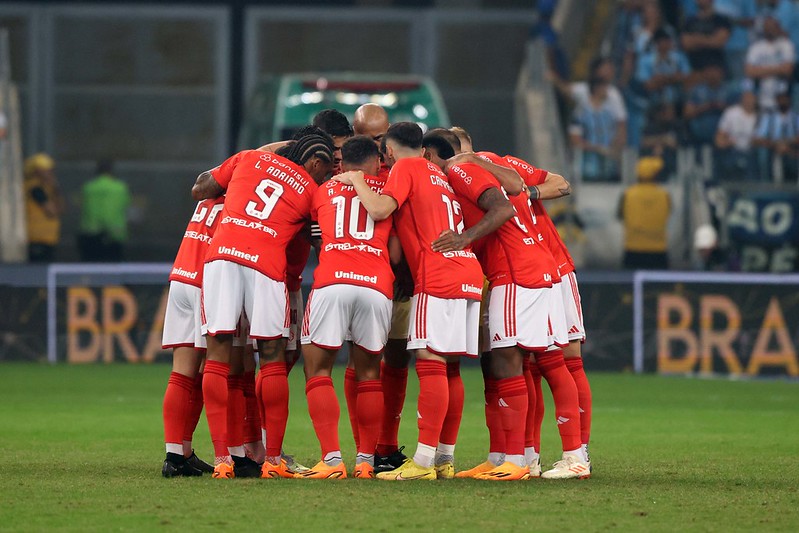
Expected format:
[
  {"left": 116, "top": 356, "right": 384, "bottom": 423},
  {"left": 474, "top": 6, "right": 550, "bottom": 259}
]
[{"left": 554, "top": 0, "right": 799, "bottom": 183}]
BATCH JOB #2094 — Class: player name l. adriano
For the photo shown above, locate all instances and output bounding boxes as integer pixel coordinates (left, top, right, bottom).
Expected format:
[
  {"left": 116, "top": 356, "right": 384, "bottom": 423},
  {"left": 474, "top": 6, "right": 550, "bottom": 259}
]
[{"left": 334, "top": 271, "right": 378, "bottom": 284}]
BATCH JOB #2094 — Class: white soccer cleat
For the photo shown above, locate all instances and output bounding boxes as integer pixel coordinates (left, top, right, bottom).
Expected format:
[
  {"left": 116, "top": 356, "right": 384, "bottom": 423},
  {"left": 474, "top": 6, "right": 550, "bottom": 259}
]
[
  {"left": 541, "top": 453, "right": 591, "bottom": 480},
  {"left": 528, "top": 457, "right": 542, "bottom": 478}
]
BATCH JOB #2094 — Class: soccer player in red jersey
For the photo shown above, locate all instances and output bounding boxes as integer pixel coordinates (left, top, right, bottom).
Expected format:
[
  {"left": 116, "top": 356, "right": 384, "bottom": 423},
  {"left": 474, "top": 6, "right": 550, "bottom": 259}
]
[
  {"left": 352, "top": 104, "right": 412, "bottom": 472},
  {"left": 161, "top": 196, "right": 224, "bottom": 477},
  {"left": 337, "top": 122, "right": 496, "bottom": 481},
  {"left": 191, "top": 133, "right": 334, "bottom": 479},
  {"left": 295, "top": 135, "right": 397, "bottom": 480},
  {"left": 502, "top": 153, "right": 592, "bottom": 479},
  {"left": 425, "top": 133, "right": 554, "bottom": 481}
]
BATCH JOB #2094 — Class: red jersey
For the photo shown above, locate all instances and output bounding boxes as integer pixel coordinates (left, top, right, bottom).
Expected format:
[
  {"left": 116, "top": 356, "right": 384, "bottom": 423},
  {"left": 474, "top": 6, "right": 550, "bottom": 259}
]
[
  {"left": 170, "top": 197, "right": 225, "bottom": 287},
  {"left": 503, "top": 154, "right": 575, "bottom": 276},
  {"left": 285, "top": 233, "right": 311, "bottom": 292},
  {"left": 447, "top": 162, "right": 554, "bottom": 289},
  {"left": 378, "top": 162, "right": 391, "bottom": 181},
  {"left": 381, "top": 157, "right": 483, "bottom": 301},
  {"left": 205, "top": 150, "right": 317, "bottom": 280},
  {"left": 311, "top": 174, "right": 394, "bottom": 299}
]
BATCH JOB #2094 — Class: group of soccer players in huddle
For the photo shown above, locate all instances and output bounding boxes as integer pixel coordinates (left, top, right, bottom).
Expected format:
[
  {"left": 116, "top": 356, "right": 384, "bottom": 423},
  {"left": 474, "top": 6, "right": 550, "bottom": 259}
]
[{"left": 160, "top": 103, "right": 593, "bottom": 481}]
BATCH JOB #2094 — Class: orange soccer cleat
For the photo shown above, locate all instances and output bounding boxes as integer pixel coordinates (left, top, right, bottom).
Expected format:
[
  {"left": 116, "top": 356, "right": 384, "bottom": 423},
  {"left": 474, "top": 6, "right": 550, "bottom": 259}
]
[
  {"left": 454, "top": 461, "right": 496, "bottom": 479},
  {"left": 474, "top": 462, "right": 531, "bottom": 481},
  {"left": 294, "top": 461, "right": 347, "bottom": 479}
]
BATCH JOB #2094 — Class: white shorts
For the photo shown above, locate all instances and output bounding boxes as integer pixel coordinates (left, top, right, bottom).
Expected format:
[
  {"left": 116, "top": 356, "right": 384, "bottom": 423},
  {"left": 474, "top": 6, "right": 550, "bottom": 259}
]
[
  {"left": 548, "top": 283, "right": 569, "bottom": 348},
  {"left": 407, "top": 293, "right": 480, "bottom": 357},
  {"left": 560, "top": 271, "right": 586, "bottom": 342},
  {"left": 202, "top": 260, "right": 289, "bottom": 340},
  {"left": 301, "top": 284, "right": 392, "bottom": 355},
  {"left": 162, "top": 281, "right": 205, "bottom": 349},
  {"left": 388, "top": 298, "right": 411, "bottom": 340},
  {"left": 488, "top": 284, "right": 551, "bottom": 352},
  {"left": 286, "top": 289, "right": 303, "bottom": 352}
]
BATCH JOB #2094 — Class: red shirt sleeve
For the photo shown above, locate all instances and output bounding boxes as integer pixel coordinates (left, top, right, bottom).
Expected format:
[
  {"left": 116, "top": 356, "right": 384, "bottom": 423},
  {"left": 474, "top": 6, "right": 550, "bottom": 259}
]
[
  {"left": 381, "top": 159, "right": 414, "bottom": 208},
  {"left": 447, "top": 163, "right": 497, "bottom": 205},
  {"left": 504, "top": 155, "right": 548, "bottom": 187},
  {"left": 210, "top": 151, "right": 245, "bottom": 189}
]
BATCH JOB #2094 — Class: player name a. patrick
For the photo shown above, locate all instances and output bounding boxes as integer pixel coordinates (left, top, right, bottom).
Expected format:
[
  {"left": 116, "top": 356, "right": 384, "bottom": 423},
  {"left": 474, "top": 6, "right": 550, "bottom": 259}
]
[
  {"left": 217, "top": 245, "right": 259, "bottom": 263},
  {"left": 171, "top": 267, "right": 198, "bottom": 279},
  {"left": 334, "top": 271, "right": 378, "bottom": 284}
]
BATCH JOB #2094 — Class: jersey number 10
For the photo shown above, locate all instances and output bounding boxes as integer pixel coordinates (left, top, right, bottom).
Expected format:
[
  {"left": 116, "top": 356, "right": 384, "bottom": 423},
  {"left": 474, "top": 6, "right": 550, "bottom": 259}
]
[{"left": 332, "top": 195, "right": 375, "bottom": 240}]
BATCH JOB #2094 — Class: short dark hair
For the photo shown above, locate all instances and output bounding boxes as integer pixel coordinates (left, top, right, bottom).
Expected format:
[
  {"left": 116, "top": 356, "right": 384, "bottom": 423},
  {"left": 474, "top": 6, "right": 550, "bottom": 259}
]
[
  {"left": 427, "top": 128, "right": 461, "bottom": 153},
  {"left": 341, "top": 135, "right": 380, "bottom": 166},
  {"left": 384, "top": 122, "right": 423, "bottom": 150},
  {"left": 312, "top": 109, "right": 354, "bottom": 137},
  {"left": 653, "top": 27, "right": 671, "bottom": 43},
  {"left": 422, "top": 133, "right": 456, "bottom": 160},
  {"left": 588, "top": 56, "right": 610, "bottom": 76},
  {"left": 96, "top": 159, "right": 114, "bottom": 175},
  {"left": 292, "top": 125, "right": 327, "bottom": 140}
]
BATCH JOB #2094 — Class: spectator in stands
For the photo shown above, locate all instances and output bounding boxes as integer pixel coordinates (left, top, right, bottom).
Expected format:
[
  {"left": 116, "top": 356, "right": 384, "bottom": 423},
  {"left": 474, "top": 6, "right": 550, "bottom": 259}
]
[
  {"left": 78, "top": 159, "right": 131, "bottom": 262},
  {"left": 714, "top": 1, "right": 758, "bottom": 80},
  {"left": 635, "top": 28, "right": 691, "bottom": 108},
  {"left": 618, "top": 156, "right": 672, "bottom": 269},
  {"left": 552, "top": 57, "right": 628, "bottom": 151},
  {"left": 684, "top": 64, "right": 734, "bottom": 145},
  {"left": 23, "top": 153, "right": 63, "bottom": 262},
  {"left": 681, "top": 0, "right": 733, "bottom": 74},
  {"left": 610, "top": 0, "right": 646, "bottom": 82},
  {"left": 744, "top": 16, "right": 795, "bottom": 111},
  {"left": 633, "top": 0, "right": 679, "bottom": 56},
  {"left": 641, "top": 103, "right": 681, "bottom": 173},
  {"left": 751, "top": 89, "right": 799, "bottom": 181},
  {"left": 569, "top": 78, "right": 621, "bottom": 181},
  {"left": 715, "top": 90, "right": 759, "bottom": 178}
]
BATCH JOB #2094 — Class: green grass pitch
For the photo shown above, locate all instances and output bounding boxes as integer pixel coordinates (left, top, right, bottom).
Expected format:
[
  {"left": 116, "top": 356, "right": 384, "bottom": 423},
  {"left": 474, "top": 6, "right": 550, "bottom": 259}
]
[{"left": 0, "top": 364, "right": 797, "bottom": 531}]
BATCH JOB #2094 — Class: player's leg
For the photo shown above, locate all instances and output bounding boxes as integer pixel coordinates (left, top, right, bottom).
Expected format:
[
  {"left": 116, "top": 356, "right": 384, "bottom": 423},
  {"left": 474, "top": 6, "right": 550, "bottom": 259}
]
[
  {"left": 344, "top": 353, "right": 359, "bottom": 451},
  {"left": 296, "top": 343, "right": 346, "bottom": 479},
  {"left": 374, "top": 297, "right": 411, "bottom": 472},
  {"left": 522, "top": 354, "right": 540, "bottom": 476},
  {"left": 162, "top": 346, "right": 203, "bottom": 477},
  {"left": 183, "top": 353, "right": 213, "bottom": 473},
  {"left": 434, "top": 355, "right": 463, "bottom": 479},
  {"left": 227, "top": 342, "right": 261, "bottom": 478}
]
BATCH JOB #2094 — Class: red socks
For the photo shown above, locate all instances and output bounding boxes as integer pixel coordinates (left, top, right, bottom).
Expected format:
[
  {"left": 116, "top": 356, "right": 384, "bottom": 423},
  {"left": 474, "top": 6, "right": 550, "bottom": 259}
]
[
  {"left": 243, "top": 371, "right": 261, "bottom": 445},
  {"left": 415, "top": 360, "right": 448, "bottom": 448},
  {"left": 565, "top": 357, "right": 592, "bottom": 445},
  {"left": 530, "top": 361, "right": 544, "bottom": 452},
  {"left": 226, "top": 374, "right": 245, "bottom": 453},
  {"left": 344, "top": 367, "right": 359, "bottom": 449},
  {"left": 439, "top": 361, "right": 464, "bottom": 446},
  {"left": 522, "top": 358, "right": 537, "bottom": 450},
  {"left": 356, "top": 380, "right": 383, "bottom": 455},
  {"left": 306, "top": 376, "right": 340, "bottom": 457},
  {"left": 202, "top": 360, "right": 230, "bottom": 458},
  {"left": 163, "top": 372, "right": 193, "bottom": 447},
  {"left": 484, "top": 376, "right": 506, "bottom": 454},
  {"left": 377, "top": 362, "right": 408, "bottom": 456},
  {"left": 183, "top": 373, "right": 205, "bottom": 451},
  {"left": 259, "top": 362, "right": 289, "bottom": 458},
  {"left": 496, "top": 375, "right": 528, "bottom": 457},
  {"left": 536, "top": 350, "right": 581, "bottom": 452}
]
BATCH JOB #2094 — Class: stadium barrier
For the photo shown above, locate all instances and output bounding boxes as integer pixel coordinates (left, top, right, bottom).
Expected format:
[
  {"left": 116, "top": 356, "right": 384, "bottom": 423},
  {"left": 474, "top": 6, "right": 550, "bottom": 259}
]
[{"left": 1, "top": 264, "right": 797, "bottom": 378}]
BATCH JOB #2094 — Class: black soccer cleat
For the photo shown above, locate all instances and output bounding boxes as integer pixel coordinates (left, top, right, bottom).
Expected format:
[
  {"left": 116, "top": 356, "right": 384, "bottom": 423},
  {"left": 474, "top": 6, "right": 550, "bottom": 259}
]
[
  {"left": 374, "top": 446, "right": 408, "bottom": 474},
  {"left": 162, "top": 453, "right": 203, "bottom": 478},
  {"left": 232, "top": 455, "right": 262, "bottom": 478},
  {"left": 186, "top": 450, "right": 214, "bottom": 473}
]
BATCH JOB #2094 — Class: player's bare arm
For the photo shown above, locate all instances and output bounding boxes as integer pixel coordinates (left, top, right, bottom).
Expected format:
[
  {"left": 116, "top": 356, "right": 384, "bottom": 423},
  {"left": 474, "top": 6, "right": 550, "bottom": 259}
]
[
  {"left": 446, "top": 153, "right": 524, "bottom": 196},
  {"left": 531, "top": 171, "right": 571, "bottom": 201},
  {"left": 431, "top": 187, "right": 514, "bottom": 252},
  {"left": 191, "top": 170, "right": 224, "bottom": 200},
  {"left": 335, "top": 170, "right": 398, "bottom": 221},
  {"left": 256, "top": 140, "right": 292, "bottom": 152}
]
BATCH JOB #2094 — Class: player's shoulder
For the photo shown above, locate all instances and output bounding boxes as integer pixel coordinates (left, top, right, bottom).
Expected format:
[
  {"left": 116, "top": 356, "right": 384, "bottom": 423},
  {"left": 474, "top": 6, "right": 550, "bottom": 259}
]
[{"left": 363, "top": 173, "right": 387, "bottom": 190}]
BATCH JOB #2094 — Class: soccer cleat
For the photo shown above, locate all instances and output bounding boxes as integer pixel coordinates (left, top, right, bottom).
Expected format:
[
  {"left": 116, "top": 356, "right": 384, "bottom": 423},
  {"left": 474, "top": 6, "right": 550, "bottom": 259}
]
[
  {"left": 162, "top": 453, "right": 203, "bottom": 478},
  {"left": 185, "top": 450, "right": 214, "bottom": 473},
  {"left": 541, "top": 453, "right": 591, "bottom": 480},
  {"left": 528, "top": 457, "right": 542, "bottom": 478},
  {"left": 282, "top": 452, "right": 309, "bottom": 474},
  {"left": 260, "top": 459, "right": 294, "bottom": 479},
  {"left": 232, "top": 455, "right": 262, "bottom": 478},
  {"left": 474, "top": 462, "right": 531, "bottom": 481},
  {"left": 212, "top": 462, "right": 235, "bottom": 479},
  {"left": 375, "top": 458, "right": 437, "bottom": 481},
  {"left": 294, "top": 461, "right": 347, "bottom": 479},
  {"left": 435, "top": 461, "right": 455, "bottom": 480},
  {"left": 373, "top": 446, "right": 407, "bottom": 474},
  {"left": 454, "top": 461, "right": 496, "bottom": 479},
  {"left": 353, "top": 463, "right": 375, "bottom": 479}
]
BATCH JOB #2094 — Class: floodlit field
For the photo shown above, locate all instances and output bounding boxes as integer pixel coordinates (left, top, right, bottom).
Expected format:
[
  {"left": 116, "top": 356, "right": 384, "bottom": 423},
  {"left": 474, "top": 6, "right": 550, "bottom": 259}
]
[{"left": 0, "top": 364, "right": 797, "bottom": 531}]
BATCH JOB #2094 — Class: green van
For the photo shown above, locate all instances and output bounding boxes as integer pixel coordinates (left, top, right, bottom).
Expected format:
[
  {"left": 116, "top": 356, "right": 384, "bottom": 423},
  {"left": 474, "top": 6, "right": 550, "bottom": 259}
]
[{"left": 239, "top": 72, "right": 450, "bottom": 147}]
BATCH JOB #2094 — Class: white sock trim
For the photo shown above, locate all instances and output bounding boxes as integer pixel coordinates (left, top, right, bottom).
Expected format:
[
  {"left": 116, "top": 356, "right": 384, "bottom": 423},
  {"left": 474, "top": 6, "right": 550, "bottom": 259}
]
[{"left": 413, "top": 443, "right": 436, "bottom": 468}]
